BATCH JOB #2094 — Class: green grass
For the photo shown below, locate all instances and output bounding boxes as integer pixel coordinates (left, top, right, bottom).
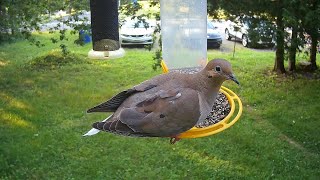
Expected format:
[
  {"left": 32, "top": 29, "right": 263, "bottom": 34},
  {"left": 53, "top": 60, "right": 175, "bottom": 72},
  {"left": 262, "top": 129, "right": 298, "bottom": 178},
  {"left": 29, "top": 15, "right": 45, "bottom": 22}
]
[{"left": 0, "top": 32, "right": 319, "bottom": 179}]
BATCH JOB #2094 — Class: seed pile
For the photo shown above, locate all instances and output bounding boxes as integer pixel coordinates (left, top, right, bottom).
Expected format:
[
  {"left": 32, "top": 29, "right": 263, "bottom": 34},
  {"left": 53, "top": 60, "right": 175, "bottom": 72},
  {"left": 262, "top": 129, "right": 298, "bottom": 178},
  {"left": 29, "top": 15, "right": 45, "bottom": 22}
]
[
  {"left": 171, "top": 67, "right": 202, "bottom": 74},
  {"left": 171, "top": 67, "right": 231, "bottom": 127},
  {"left": 196, "top": 92, "right": 230, "bottom": 128}
]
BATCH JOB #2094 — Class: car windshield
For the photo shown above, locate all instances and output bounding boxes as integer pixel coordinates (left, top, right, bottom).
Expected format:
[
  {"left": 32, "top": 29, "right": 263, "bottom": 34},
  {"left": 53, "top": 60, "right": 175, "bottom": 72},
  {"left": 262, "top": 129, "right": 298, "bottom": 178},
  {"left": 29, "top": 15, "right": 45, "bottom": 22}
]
[
  {"left": 207, "top": 21, "right": 215, "bottom": 29},
  {"left": 123, "top": 20, "right": 153, "bottom": 29}
]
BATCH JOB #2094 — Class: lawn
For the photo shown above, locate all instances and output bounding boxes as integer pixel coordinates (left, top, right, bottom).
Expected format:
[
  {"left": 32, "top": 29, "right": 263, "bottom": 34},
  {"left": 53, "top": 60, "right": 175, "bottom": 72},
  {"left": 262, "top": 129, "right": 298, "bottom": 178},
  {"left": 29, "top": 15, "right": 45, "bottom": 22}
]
[{"left": 0, "top": 33, "right": 319, "bottom": 179}]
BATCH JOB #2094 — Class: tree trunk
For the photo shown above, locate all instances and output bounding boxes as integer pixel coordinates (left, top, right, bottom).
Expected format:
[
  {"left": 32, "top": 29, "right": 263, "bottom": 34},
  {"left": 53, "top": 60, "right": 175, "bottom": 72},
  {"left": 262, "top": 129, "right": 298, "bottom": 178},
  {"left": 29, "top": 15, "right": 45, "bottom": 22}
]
[
  {"left": 309, "top": 33, "right": 318, "bottom": 70},
  {"left": 273, "top": 0, "right": 286, "bottom": 74},
  {"left": 288, "top": 26, "right": 298, "bottom": 71},
  {"left": 0, "top": 1, "right": 3, "bottom": 16}
]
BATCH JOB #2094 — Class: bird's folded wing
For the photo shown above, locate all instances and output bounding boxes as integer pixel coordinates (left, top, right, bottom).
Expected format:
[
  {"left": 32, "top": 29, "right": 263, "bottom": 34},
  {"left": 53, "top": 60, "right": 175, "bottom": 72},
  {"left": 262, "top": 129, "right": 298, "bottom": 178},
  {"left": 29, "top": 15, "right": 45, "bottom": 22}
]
[
  {"left": 87, "top": 84, "right": 157, "bottom": 113},
  {"left": 117, "top": 88, "right": 200, "bottom": 137},
  {"left": 117, "top": 89, "right": 181, "bottom": 135},
  {"left": 91, "top": 89, "right": 183, "bottom": 136}
]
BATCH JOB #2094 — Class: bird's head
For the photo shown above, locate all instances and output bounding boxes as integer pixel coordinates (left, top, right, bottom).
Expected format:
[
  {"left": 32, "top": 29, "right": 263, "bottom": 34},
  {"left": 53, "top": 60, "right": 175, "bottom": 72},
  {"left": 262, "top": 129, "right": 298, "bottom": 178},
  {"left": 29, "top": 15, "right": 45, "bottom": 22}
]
[{"left": 203, "top": 59, "right": 240, "bottom": 85}]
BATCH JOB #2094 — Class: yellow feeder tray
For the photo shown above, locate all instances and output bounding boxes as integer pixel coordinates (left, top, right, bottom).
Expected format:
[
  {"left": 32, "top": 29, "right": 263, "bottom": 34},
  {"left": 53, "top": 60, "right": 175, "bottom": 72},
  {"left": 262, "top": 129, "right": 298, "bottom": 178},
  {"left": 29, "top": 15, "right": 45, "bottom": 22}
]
[{"left": 161, "top": 60, "right": 243, "bottom": 139}]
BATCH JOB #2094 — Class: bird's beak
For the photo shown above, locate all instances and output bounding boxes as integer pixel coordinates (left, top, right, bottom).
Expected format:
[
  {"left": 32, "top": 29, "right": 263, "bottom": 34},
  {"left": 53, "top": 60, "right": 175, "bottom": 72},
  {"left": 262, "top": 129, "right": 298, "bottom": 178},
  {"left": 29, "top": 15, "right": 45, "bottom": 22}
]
[{"left": 228, "top": 74, "right": 240, "bottom": 85}]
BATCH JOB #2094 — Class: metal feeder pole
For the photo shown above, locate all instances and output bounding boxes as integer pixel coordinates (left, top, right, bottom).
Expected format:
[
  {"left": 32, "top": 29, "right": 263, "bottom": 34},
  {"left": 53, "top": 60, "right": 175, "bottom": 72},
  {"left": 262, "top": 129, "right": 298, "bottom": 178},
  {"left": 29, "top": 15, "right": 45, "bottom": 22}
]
[{"left": 88, "top": 0, "right": 125, "bottom": 59}]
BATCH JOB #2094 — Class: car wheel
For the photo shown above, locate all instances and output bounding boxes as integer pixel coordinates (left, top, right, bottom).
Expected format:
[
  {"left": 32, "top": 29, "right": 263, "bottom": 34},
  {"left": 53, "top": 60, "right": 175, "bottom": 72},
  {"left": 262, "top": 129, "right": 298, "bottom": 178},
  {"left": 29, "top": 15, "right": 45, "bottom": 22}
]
[
  {"left": 242, "top": 35, "right": 249, "bottom": 47},
  {"left": 225, "top": 29, "right": 231, "bottom": 40}
]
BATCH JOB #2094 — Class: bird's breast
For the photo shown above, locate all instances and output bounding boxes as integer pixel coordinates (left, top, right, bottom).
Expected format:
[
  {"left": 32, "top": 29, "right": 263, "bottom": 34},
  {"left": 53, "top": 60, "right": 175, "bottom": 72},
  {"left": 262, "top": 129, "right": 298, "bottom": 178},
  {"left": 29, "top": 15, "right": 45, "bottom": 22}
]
[{"left": 197, "top": 93, "right": 213, "bottom": 125}]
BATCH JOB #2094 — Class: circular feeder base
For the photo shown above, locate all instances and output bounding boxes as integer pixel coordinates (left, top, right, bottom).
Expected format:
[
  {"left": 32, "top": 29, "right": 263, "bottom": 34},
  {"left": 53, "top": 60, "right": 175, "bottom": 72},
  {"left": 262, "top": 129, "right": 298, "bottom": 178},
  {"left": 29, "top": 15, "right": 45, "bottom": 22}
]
[
  {"left": 177, "top": 86, "right": 242, "bottom": 139},
  {"left": 88, "top": 48, "right": 125, "bottom": 60}
]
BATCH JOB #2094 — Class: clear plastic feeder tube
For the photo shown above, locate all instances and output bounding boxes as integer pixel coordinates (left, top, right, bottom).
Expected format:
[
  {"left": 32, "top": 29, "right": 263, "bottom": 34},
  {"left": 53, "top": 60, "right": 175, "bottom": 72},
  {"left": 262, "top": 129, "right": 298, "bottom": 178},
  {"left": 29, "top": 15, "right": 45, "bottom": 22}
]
[{"left": 160, "top": 0, "right": 207, "bottom": 70}]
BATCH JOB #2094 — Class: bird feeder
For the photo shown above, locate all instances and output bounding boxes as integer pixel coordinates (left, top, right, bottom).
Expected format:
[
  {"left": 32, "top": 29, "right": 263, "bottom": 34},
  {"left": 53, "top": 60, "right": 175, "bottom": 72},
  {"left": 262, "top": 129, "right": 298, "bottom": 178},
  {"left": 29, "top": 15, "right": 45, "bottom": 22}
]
[
  {"left": 88, "top": 0, "right": 125, "bottom": 59},
  {"left": 160, "top": 0, "right": 242, "bottom": 138},
  {"left": 160, "top": 0, "right": 207, "bottom": 70}
]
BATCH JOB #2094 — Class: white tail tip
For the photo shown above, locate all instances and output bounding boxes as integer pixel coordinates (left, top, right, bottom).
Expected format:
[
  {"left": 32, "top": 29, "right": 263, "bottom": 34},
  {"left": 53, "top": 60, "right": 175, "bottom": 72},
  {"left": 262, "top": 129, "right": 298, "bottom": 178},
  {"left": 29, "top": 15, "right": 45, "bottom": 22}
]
[
  {"left": 83, "top": 114, "right": 112, "bottom": 136},
  {"left": 83, "top": 128, "right": 101, "bottom": 136}
]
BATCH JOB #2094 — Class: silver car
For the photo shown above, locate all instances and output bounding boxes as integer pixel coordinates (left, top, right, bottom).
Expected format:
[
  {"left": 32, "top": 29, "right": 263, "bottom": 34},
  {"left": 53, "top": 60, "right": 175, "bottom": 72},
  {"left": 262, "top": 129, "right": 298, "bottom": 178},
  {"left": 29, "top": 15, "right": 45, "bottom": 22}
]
[{"left": 120, "top": 19, "right": 156, "bottom": 45}]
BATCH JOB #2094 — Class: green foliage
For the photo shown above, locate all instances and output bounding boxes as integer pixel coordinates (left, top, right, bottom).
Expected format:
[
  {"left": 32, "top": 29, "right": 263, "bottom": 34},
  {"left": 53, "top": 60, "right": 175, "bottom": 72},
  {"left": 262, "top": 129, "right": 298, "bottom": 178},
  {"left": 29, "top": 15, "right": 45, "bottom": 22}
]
[
  {"left": 120, "top": 2, "right": 143, "bottom": 18},
  {"left": 28, "top": 50, "right": 87, "bottom": 70},
  {"left": 47, "top": 10, "right": 91, "bottom": 56},
  {"left": 152, "top": 47, "right": 162, "bottom": 70},
  {"left": 240, "top": 16, "right": 275, "bottom": 48},
  {"left": 0, "top": 0, "right": 90, "bottom": 56}
]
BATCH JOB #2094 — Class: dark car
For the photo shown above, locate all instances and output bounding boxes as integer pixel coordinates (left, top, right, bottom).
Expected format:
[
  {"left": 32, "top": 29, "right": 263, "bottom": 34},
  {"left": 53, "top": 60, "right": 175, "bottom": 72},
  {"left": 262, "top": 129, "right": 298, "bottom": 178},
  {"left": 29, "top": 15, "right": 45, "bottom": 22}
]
[{"left": 207, "top": 21, "right": 222, "bottom": 48}]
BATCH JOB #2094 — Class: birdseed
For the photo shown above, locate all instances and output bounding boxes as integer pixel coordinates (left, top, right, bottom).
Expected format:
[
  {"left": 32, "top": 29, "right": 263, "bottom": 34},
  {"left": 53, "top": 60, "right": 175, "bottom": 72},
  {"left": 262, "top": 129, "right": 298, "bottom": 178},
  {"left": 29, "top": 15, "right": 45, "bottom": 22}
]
[
  {"left": 196, "top": 92, "right": 231, "bottom": 128},
  {"left": 171, "top": 67, "right": 231, "bottom": 128}
]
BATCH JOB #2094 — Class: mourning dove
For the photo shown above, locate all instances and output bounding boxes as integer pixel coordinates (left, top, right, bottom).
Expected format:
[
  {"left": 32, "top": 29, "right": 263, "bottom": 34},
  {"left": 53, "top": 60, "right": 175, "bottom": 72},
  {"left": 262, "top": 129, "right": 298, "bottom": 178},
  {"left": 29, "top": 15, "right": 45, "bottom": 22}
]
[{"left": 84, "top": 59, "right": 239, "bottom": 143}]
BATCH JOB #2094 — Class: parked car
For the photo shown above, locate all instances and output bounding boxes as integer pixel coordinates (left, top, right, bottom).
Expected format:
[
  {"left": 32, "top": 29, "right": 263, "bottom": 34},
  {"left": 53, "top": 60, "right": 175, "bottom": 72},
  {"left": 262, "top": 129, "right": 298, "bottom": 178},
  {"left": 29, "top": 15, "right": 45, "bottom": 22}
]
[
  {"left": 120, "top": 18, "right": 156, "bottom": 45},
  {"left": 305, "top": 31, "right": 320, "bottom": 53},
  {"left": 207, "top": 21, "right": 222, "bottom": 48},
  {"left": 225, "top": 16, "right": 275, "bottom": 48}
]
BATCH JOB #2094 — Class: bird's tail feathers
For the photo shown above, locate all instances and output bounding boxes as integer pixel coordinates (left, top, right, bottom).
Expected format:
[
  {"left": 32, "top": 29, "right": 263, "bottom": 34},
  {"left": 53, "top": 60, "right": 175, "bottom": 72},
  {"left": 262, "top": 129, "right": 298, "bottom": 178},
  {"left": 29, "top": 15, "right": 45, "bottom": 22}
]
[
  {"left": 83, "top": 128, "right": 101, "bottom": 136},
  {"left": 83, "top": 114, "right": 113, "bottom": 137}
]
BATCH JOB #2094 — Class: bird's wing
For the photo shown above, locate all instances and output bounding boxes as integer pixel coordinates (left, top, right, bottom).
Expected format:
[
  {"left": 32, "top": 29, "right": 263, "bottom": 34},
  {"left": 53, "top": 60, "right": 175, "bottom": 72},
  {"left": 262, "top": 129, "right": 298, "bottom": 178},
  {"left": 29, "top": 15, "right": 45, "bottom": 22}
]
[
  {"left": 93, "top": 88, "right": 201, "bottom": 137},
  {"left": 87, "top": 83, "right": 157, "bottom": 113}
]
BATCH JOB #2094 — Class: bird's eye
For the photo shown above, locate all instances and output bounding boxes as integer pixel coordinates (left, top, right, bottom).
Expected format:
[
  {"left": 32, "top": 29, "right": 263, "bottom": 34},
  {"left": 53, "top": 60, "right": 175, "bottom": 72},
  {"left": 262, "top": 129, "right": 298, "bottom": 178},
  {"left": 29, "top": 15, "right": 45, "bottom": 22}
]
[{"left": 215, "top": 66, "right": 221, "bottom": 72}]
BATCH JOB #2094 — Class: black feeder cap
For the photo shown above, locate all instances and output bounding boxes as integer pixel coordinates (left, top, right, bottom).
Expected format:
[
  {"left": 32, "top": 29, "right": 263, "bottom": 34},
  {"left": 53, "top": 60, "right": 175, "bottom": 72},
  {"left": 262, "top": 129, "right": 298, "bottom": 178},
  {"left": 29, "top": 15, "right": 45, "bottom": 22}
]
[{"left": 90, "top": 0, "right": 120, "bottom": 51}]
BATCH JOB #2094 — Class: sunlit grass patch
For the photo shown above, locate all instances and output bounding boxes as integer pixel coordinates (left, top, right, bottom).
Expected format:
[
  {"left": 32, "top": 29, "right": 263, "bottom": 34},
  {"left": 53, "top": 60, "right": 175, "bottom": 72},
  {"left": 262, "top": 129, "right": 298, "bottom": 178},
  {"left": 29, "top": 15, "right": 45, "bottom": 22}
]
[
  {"left": 0, "top": 59, "right": 8, "bottom": 67},
  {"left": 0, "top": 111, "right": 35, "bottom": 129}
]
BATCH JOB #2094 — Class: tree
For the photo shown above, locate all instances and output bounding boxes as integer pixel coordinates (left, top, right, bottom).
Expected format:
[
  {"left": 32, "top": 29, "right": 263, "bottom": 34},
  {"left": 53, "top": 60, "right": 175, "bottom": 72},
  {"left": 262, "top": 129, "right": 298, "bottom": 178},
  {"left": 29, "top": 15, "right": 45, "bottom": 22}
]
[
  {"left": 208, "top": 0, "right": 320, "bottom": 73},
  {"left": 283, "top": 0, "right": 302, "bottom": 72},
  {"left": 0, "top": 0, "right": 47, "bottom": 43},
  {"left": 208, "top": 0, "right": 286, "bottom": 73},
  {"left": 272, "top": 0, "right": 286, "bottom": 73},
  {"left": 0, "top": 0, "right": 90, "bottom": 54},
  {"left": 302, "top": 0, "right": 319, "bottom": 70},
  {"left": 283, "top": 0, "right": 319, "bottom": 72}
]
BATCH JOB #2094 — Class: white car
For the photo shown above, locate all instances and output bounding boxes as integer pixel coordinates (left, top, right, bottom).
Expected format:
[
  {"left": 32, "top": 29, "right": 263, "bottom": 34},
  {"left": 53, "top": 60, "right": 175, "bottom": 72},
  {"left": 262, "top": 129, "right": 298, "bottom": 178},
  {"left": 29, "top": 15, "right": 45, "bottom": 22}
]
[
  {"left": 120, "top": 19, "right": 156, "bottom": 45},
  {"left": 225, "top": 16, "right": 275, "bottom": 48}
]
